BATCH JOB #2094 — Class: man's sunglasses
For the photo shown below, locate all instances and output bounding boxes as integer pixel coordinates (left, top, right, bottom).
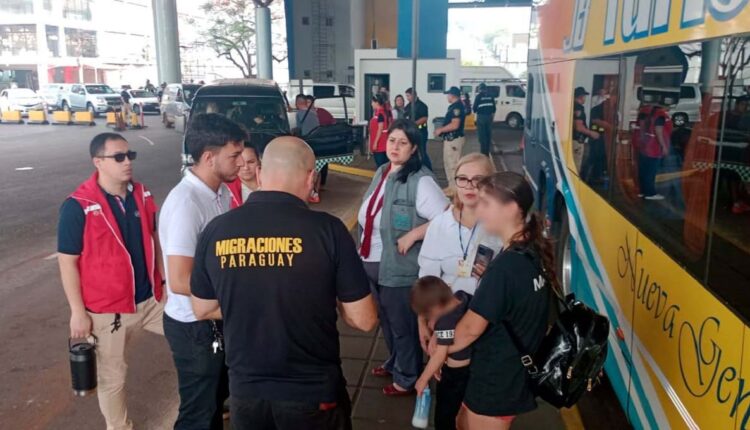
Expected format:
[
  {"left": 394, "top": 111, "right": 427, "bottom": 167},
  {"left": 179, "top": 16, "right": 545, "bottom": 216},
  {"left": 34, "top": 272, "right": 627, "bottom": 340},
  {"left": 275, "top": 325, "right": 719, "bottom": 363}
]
[{"left": 97, "top": 151, "right": 137, "bottom": 163}]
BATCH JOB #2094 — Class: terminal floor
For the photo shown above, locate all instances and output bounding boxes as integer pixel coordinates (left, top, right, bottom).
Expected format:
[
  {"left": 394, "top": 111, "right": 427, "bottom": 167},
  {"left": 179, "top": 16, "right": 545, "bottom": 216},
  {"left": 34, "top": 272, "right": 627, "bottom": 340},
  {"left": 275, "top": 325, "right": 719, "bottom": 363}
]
[{"left": 0, "top": 116, "right": 628, "bottom": 429}]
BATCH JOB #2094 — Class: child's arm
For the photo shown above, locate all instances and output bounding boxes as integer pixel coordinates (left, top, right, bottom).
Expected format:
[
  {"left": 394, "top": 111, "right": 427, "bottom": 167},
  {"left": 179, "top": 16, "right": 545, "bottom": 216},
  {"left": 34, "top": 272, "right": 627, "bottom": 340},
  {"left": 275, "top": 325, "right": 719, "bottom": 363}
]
[{"left": 415, "top": 344, "right": 449, "bottom": 395}]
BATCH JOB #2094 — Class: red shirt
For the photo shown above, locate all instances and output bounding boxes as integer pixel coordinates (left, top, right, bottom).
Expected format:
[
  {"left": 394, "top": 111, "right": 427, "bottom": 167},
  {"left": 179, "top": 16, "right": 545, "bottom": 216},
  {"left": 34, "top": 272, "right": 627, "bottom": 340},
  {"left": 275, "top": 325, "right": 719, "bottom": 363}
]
[{"left": 317, "top": 108, "right": 336, "bottom": 126}]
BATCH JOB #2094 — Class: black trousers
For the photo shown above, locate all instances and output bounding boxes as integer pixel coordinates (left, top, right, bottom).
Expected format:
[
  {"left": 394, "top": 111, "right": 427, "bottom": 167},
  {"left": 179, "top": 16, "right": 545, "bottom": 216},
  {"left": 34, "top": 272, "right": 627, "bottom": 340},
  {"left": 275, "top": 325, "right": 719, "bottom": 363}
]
[
  {"left": 163, "top": 314, "right": 229, "bottom": 430},
  {"left": 476, "top": 115, "right": 494, "bottom": 156},
  {"left": 435, "top": 365, "right": 470, "bottom": 430},
  {"left": 230, "top": 382, "right": 352, "bottom": 430}
]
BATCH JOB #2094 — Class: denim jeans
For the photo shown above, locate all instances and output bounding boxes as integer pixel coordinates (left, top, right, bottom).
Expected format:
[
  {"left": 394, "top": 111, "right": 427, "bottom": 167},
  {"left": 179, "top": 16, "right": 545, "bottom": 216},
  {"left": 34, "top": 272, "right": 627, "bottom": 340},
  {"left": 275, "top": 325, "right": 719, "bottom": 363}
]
[
  {"left": 163, "top": 314, "right": 229, "bottom": 430},
  {"left": 230, "top": 382, "right": 352, "bottom": 430}
]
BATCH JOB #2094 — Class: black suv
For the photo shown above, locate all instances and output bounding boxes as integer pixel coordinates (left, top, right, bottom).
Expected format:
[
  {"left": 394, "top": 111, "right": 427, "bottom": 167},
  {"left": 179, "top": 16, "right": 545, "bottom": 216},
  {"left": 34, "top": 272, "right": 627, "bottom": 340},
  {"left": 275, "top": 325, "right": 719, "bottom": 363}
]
[{"left": 182, "top": 79, "right": 360, "bottom": 174}]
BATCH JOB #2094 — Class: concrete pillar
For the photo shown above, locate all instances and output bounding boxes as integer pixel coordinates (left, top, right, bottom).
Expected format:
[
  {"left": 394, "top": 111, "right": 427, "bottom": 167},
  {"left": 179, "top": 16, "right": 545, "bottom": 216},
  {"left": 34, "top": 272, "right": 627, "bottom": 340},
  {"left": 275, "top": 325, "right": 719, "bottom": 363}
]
[
  {"left": 700, "top": 39, "right": 721, "bottom": 94},
  {"left": 152, "top": 0, "right": 182, "bottom": 84},
  {"left": 256, "top": 5, "right": 272, "bottom": 79}
]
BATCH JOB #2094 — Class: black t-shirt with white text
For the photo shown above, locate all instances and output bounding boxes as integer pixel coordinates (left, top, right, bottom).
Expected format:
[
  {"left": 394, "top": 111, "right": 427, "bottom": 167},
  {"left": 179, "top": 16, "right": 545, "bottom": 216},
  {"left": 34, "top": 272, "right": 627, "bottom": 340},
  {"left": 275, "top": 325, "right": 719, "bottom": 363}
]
[
  {"left": 434, "top": 290, "right": 472, "bottom": 361},
  {"left": 464, "top": 245, "right": 550, "bottom": 416},
  {"left": 191, "top": 191, "right": 371, "bottom": 403}
]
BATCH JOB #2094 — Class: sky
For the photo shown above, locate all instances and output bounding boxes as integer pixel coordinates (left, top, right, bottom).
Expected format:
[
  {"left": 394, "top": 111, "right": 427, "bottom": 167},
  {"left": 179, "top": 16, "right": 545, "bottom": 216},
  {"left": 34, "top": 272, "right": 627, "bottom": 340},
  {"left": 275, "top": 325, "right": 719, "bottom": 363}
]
[{"left": 447, "top": 7, "right": 532, "bottom": 65}]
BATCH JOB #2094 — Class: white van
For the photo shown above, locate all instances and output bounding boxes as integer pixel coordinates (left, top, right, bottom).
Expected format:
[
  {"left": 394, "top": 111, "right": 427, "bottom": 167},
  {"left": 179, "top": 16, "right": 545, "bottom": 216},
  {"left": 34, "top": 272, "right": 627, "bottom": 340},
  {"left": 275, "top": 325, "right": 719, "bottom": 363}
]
[
  {"left": 282, "top": 80, "right": 357, "bottom": 124},
  {"left": 629, "top": 83, "right": 702, "bottom": 127},
  {"left": 460, "top": 79, "right": 527, "bottom": 129}
]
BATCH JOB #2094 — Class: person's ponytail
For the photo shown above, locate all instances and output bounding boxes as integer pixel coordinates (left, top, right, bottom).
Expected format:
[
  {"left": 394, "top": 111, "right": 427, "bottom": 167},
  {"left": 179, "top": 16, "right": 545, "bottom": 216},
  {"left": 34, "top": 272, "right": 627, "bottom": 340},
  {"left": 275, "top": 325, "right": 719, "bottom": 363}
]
[{"left": 513, "top": 212, "right": 562, "bottom": 296}]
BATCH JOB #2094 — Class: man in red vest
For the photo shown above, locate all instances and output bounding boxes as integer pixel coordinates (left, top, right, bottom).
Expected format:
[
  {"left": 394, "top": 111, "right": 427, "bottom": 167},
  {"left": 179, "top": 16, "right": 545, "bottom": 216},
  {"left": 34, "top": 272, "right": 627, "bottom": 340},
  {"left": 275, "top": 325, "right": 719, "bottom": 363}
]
[{"left": 58, "top": 132, "right": 164, "bottom": 430}]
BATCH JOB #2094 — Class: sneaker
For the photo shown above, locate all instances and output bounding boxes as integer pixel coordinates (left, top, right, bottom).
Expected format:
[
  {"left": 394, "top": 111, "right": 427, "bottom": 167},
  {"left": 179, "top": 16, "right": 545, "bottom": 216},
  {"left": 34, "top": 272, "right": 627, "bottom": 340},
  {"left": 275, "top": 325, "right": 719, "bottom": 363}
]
[
  {"left": 644, "top": 194, "right": 665, "bottom": 201},
  {"left": 732, "top": 201, "right": 750, "bottom": 214},
  {"left": 308, "top": 190, "right": 321, "bottom": 204}
]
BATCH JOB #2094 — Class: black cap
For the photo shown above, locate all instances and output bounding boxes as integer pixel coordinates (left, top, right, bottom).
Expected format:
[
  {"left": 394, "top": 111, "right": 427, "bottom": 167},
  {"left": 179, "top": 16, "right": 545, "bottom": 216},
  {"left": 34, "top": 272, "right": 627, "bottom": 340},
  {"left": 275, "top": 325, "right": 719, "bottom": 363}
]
[
  {"left": 574, "top": 87, "right": 590, "bottom": 97},
  {"left": 478, "top": 83, "right": 486, "bottom": 90},
  {"left": 444, "top": 86, "right": 461, "bottom": 97}
]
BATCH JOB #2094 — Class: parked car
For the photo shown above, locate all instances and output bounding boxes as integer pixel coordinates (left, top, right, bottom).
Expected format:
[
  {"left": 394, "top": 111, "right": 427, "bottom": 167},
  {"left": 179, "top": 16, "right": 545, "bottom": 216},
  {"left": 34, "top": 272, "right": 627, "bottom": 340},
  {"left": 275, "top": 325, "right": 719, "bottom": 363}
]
[
  {"left": 59, "top": 84, "right": 122, "bottom": 116},
  {"left": 161, "top": 83, "right": 202, "bottom": 129},
  {"left": 182, "top": 79, "right": 360, "bottom": 176},
  {"left": 460, "top": 78, "right": 527, "bottom": 129},
  {"left": 127, "top": 89, "right": 160, "bottom": 114},
  {"left": 37, "top": 84, "right": 70, "bottom": 111},
  {"left": 0, "top": 88, "right": 46, "bottom": 115}
]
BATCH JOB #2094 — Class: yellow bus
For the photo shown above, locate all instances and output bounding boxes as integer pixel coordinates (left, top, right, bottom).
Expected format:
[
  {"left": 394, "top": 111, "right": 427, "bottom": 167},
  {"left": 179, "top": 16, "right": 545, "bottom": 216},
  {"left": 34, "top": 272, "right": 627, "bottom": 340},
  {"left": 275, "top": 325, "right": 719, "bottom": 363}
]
[{"left": 524, "top": 1, "right": 750, "bottom": 429}]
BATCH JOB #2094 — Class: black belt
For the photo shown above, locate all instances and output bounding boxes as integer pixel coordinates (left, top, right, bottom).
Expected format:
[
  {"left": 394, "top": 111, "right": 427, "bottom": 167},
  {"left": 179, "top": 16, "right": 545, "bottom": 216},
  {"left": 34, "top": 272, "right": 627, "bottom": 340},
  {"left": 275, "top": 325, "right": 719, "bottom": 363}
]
[{"left": 442, "top": 133, "right": 464, "bottom": 141}]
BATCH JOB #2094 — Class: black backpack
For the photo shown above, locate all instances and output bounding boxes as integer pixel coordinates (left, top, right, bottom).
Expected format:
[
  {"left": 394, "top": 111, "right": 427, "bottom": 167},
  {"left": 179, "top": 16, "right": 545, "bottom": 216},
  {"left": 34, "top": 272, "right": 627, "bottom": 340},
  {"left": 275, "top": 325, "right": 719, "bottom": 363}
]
[{"left": 504, "top": 250, "right": 610, "bottom": 409}]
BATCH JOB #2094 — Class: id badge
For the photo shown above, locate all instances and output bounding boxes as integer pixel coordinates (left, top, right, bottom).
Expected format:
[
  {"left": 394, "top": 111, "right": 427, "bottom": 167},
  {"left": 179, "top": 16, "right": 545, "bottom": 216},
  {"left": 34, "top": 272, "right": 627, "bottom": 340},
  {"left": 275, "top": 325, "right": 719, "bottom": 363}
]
[
  {"left": 392, "top": 204, "right": 412, "bottom": 231},
  {"left": 457, "top": 259, "right": 471, "bottom": 278}
]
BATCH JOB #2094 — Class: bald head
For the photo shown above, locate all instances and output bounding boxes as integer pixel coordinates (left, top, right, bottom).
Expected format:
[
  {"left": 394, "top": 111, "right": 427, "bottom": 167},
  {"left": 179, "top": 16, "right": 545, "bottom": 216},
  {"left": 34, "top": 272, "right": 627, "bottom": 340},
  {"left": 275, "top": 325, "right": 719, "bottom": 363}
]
[{"left": 258, "top": 136, "right": 315, "bottom": 200}]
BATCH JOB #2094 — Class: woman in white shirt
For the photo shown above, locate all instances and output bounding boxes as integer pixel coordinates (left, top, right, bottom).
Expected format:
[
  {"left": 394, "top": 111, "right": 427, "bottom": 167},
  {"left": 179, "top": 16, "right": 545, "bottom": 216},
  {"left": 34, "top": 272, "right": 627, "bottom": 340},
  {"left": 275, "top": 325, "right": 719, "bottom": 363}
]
[
  {"left": 417, "top": 153, "right": 502, "bottom": 350},
  {"left": 358, "top": 119, "right": 449, "bottom": 396}
]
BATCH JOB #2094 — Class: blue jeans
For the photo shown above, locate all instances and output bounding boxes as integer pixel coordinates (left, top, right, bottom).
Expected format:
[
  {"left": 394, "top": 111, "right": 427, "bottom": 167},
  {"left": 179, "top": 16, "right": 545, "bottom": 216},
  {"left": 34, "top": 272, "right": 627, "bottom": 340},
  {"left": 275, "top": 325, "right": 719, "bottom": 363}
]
[
  {"left": 163, "top": 314, "right": 229, "bottom": 430},
  {"left": 363, "top": 262, "right": 422, "bottom": 389},
  {"left": 419, "top": 128, "right": 432, "bottom": 171}
]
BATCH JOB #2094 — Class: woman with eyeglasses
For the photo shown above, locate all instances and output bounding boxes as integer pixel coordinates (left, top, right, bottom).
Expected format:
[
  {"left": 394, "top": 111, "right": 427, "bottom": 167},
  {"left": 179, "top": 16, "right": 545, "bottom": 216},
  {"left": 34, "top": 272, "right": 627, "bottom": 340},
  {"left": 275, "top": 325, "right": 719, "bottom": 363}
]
[
  {"left": 358, "top": 119, "right": 449, "bottom": 397},
  {"left": 415, "top": 153, "right": 502, "bottom": 429},
  {"left": 448, "top": 172, "right": 557, "bottom": 430}
]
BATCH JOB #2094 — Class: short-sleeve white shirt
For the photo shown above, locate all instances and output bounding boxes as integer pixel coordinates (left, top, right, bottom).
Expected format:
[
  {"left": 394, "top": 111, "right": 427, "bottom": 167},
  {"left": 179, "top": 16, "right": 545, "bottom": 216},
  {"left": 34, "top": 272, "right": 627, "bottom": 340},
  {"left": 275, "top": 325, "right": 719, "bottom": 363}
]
[
  {"left": 418, "top": 207, "right": 503, "bottom": 295},
  {"left": 159, "top": 169, "right": 232, "bottom": 322}
]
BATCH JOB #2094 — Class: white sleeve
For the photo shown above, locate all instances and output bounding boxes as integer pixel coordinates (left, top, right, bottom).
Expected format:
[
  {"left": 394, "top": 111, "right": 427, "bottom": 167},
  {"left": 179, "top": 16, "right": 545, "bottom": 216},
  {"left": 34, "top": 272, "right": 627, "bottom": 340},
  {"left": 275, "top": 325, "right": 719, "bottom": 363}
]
[
  {"left": 416, "top": 176, "right": 450, "bottom": 220},
  {"left": 418, "top": 212, "right": 447, "bottom": 278},
  {"left": 163, "top": 200, "right": 204, "bottom": 258}
]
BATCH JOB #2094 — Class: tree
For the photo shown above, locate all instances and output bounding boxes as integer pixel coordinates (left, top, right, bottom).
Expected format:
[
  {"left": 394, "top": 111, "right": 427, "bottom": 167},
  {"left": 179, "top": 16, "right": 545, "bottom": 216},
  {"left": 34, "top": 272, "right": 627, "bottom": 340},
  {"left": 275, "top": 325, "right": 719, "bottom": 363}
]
[{"left": 200, "top": 0, "right": 287, "bottom": 78}]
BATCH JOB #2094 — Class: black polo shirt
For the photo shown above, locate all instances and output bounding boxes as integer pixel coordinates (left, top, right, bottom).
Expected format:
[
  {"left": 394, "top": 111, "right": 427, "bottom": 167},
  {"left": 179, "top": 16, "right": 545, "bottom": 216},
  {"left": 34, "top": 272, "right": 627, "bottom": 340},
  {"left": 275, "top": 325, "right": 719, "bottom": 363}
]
[
  {"left": 57, "top": 186, "right": 153, "bottom": 305},
  {"left": 404, "top": 98, "right": 429, "bottom": 125},
  {"left": 191, "top": 191, "right": 370, "bottom": 403},
  {"left": 442, "top": 101, "right": 466, "bottom": 138}
]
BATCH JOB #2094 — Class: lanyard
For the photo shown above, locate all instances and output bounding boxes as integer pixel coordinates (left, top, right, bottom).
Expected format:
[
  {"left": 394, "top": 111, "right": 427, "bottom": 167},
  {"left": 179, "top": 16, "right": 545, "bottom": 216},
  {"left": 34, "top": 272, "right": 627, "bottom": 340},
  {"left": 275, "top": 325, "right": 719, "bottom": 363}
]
[{"left": 458, "top": 209, "right": 478, "bottom": 260}]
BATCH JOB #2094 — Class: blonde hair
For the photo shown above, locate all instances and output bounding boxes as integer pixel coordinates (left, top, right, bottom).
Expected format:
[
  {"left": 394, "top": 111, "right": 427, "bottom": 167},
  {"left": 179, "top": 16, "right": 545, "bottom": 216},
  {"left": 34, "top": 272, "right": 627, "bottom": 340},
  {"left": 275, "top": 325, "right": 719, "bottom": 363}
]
[{"left": 452, "top": 153, "right": 497, "bottom": 208}]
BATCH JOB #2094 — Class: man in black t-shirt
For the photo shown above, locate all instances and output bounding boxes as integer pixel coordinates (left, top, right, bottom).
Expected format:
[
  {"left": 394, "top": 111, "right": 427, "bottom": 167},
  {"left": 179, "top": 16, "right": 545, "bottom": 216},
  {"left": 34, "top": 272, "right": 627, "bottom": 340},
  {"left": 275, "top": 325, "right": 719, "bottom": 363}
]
[{"left": 190, "top": 136, "right": 378, "bottom": 430}]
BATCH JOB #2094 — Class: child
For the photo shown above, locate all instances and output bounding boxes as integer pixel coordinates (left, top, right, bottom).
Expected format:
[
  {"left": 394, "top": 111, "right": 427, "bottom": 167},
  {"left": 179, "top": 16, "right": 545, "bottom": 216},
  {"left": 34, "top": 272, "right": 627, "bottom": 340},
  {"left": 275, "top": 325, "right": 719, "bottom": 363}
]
[{"left": 411, "top": 275, "right": 472, "bottom": 430}]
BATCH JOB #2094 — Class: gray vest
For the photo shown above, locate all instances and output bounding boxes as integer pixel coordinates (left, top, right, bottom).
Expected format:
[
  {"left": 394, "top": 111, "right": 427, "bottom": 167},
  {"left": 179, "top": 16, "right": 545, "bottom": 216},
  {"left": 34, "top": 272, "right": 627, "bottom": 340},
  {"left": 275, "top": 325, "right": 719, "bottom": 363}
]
[{"left": 363, "top": 164, "right": 435, "bottom": 287}]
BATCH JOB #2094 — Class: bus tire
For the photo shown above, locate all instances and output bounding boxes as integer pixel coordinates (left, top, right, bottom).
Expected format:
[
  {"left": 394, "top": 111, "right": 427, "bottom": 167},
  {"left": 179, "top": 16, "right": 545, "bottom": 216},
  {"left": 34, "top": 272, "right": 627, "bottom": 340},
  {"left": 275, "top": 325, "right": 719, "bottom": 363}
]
[{"left": 553, "top": 200, "right": 572, "bottom": 296}]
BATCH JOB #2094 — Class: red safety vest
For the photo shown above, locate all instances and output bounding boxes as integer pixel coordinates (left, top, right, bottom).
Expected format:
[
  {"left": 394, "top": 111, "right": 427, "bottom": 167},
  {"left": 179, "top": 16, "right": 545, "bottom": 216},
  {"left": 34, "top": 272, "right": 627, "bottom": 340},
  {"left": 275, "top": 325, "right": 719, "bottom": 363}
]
[
  {"left": 69, "top": 172, "right": 163, "bottom": 313},
  {"left": 226, "top": 178, "right": 243, "bottom": 209},
  {"left": 637, "top": 105, "right": 672, "bottom": 158}
]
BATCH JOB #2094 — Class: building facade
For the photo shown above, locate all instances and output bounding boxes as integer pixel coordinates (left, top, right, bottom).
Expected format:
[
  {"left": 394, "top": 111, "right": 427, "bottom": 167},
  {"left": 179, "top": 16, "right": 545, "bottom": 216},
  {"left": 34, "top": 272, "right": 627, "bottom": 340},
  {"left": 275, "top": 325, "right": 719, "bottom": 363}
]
[{"left": 0, "top": 0, "right": 157, "bottom": 89}]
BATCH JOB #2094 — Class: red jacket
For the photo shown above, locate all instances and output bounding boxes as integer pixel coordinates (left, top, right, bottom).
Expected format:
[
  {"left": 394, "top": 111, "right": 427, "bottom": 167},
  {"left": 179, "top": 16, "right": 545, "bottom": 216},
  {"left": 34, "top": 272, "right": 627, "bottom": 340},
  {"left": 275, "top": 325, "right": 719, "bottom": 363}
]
[
  {"left": 69, "top": 172, "right": 163, "bottom": 313},
  {"left": 227, "top": 178, "right": 243, "bottom": 209}
]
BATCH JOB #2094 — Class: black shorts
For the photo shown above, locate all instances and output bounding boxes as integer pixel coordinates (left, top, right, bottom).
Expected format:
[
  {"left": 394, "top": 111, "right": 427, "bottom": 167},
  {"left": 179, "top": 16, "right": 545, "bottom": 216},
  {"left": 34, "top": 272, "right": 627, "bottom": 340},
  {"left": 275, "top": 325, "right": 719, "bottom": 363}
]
[
  {"left": 435, "top": 365, "right": 470, "bottom": 430},
  {"left": 462, "top": 365, "right": 537, "bottom": 417}
]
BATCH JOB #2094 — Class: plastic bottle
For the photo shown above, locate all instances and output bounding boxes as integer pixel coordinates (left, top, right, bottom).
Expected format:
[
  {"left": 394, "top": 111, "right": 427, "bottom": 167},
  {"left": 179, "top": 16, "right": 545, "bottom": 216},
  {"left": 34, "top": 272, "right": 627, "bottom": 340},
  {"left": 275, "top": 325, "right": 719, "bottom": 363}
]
[{"left": 411, "top": 387, "right": 431, "bottom": 429}]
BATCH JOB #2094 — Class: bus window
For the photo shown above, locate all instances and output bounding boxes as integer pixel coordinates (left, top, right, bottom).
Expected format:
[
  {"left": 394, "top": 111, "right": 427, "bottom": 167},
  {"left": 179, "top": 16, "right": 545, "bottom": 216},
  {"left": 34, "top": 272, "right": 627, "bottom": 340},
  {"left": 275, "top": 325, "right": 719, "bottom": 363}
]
[{"left": 707, "top": 37, "right": 750, "bottom": 315}]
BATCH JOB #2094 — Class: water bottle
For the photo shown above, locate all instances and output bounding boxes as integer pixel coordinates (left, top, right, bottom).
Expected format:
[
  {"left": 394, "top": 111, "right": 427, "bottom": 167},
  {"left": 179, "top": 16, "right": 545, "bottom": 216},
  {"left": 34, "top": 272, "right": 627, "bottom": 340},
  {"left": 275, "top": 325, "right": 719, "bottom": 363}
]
[
  {"left": 69, "top": 338, "right": 97, "bottom": 396},
  {"left": 411, "top": 387, "right": 431, "bottom": 429}
]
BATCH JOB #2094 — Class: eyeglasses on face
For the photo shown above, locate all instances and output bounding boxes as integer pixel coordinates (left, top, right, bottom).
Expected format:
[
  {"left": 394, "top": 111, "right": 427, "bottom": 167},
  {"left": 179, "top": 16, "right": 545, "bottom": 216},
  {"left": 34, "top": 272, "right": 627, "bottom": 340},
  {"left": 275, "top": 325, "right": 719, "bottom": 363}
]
[
  {"left": 97, "top": 150, "right": 137, "bottom": 163},
  {"left": 454, "top": 175, "right": 485, "bottom": 189}
]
